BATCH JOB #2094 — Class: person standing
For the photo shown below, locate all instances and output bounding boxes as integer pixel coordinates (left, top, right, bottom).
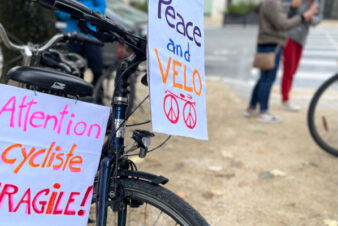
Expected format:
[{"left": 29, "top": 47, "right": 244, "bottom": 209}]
[
  {"left": 281, "top": 0, "right": 325, "bottom": 111},
  {"left": 245, "top": 0, "right": 318, "bottom": 123},
  {"left": 56, "top": 0, "right": 106, "bottom": 86}
]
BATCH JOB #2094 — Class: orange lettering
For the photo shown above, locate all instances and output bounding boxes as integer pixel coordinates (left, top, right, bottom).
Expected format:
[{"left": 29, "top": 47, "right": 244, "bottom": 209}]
[
  {"left": 14, "top": 147, "right": 36, "bottom": 174},
  {"left": 28, "top": 149, "right": 45, "bottom": 167},
  {"left": 1, "top": 142, "right": 83, "bottom": 174},
  {"left": 155, "top": 48, "right": 171, "bottom": 84},
  {"left": 42, "top": 142, "right": 55, "bottom": 168},
  {"left": 53, "top": 153, "right": 64, "bottom": 170},
  {"left": 1, "top": 144, "right": 21, "bottom": 164},
  {"left": 69, "top": 156, "right": 83, "bottom": 172},
  {"left": 173, "top": 60, "right": 183, "bottom": 89},
  {"left": 62, "top": 144, "right": 76, "bottom": 171},
  {"left": 193, "top": 69, "right": 202, "bottom": 96},
  {"left": 184, "top": 65, "right": 193, "bottom": 92}
]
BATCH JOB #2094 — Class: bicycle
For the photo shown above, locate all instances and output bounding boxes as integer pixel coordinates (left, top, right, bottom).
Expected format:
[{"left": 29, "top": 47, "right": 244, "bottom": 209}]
[
  {"left": 93, "top": 43, "right": 141, "bottom": 115},
  {"left": 308, "top": 72, "right": 338, "bottom": 157},
  {"left": 0, "top": 23, "right": 135, "bottom": 111},
  {"left": 6, "top": 0, "right": 210, "bottom": 225}
]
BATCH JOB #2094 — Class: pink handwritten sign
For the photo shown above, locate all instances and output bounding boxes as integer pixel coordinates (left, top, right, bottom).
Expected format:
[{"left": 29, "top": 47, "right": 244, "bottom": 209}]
[{"left": 0, "top": 84, "right": 110, "bottom": 226}]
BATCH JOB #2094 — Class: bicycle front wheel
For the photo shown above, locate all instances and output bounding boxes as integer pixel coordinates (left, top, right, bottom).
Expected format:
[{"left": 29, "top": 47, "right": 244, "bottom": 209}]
[
  {"left": 90, "top": 178, "right": 209, "bottom": 226},
  {"left": 308, "top": 73, "right": 338, "bottom": 156}
]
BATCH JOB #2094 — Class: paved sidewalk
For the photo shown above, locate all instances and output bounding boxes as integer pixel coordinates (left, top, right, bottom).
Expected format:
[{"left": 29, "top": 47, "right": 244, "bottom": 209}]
[
  {"left": 320, "top": 19, "right": 338, "bottom": 27},
  {"left": 125, "top": 78, "right": 338, "bottom": 226}
]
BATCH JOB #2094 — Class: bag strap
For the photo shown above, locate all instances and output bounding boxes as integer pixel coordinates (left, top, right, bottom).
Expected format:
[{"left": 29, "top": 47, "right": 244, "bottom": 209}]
[{"left": 275, "top": 45, "right": 281, "bottom": 54}]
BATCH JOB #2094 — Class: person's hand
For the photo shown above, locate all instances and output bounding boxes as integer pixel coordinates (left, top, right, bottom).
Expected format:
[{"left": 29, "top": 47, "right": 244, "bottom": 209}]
[
  {"left": 291, "top": 0, "right": 302, "bottom": 8},
  {"left": 303, "top": 3, "right": 319, "bottom": 22}
]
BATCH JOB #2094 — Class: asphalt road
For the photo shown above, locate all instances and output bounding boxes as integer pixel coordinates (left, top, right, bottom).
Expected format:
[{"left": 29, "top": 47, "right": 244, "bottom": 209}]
[
  {"left": 1, "top": 24, "right": 337, "bottom": 103},
  {"left": 205, "top": 25, "right": 338, "bottom": 102}
]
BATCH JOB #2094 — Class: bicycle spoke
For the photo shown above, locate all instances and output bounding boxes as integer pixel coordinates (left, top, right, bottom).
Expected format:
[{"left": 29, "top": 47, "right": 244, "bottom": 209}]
[
  {"left": 3, "top": 54, "right": 22, "bottom": 68},
  {"left": 144, "top": 203, "right": 148, "bottom": 225},
  {"left": 127, "top": 200, "right": 131, "bottom": 226},
  {"left": 114, "top": 212, "right": 118, "bottom": 226},
  {"left": 152, "top": 211, "right": 163, "bottom": 226}
]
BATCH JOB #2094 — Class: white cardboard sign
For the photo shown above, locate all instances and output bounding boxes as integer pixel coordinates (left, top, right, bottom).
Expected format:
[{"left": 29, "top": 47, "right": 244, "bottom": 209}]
[
  {"left": 0, "top": 84, "right": 110, "bottom": 226},
  {"left": 148, "top": 0, "right": 208, "bottom": 140}
]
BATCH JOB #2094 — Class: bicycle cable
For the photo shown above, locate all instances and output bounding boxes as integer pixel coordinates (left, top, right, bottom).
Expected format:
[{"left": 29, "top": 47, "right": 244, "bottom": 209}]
[
  {"left": 147, "top": 136, "right": 171, "bottom": 153},
  {"left": 7, "top": 31, "right": 24, "bottom": 45},
  {"left": 126, "top": 120, "right": 151, "bottom": 127},
  {"left": 126, "top": 95, "right": 149, "bottom": 120},
  {"left": 124, "top": 135, "right": 172, "bottom": 157},
  {"left": 2, "top": 54, "right": 23, "bottom": 68},
  {"left": 111, "top": 94, "right": 149, "bottom": 140}
]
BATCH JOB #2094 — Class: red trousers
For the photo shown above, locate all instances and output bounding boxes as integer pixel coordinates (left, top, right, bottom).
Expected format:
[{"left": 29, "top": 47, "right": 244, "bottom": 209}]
[{"left": 281, "top": 39, "right": 303, "bottom": 102}]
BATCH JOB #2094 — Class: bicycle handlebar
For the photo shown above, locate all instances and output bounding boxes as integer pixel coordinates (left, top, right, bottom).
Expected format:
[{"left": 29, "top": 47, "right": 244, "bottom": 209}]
[
  {"left": 0, "top": 22, "right": 104, "bottom": 55},
  {"left": 0, "top": 24, "right": 26, "bottom": 51},
  {"left": 38, "top": 33, "right": 65, "bottom": 52},
  {"left": 32, "top": 0, "right": 147, "bottom": 57},
  {"left": 69, "top": 32, "right": 104, "bottom": 47},
  {"left": 34, "top": 0, "right": 92, "bottom": 18}
]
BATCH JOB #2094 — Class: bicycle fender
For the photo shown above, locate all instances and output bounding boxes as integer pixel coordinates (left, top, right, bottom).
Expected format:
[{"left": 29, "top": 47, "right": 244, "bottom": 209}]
[{"left": 118, "top": 170, "right": 169, "bottom": 185}]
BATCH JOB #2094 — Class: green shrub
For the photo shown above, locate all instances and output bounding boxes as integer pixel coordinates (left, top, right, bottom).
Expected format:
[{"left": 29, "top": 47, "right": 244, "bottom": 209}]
[
  {"left": 226, "top": 3, "right": 260, "bottom": 16},
  {"left": 132, "top": 2, "right": 148, "bottom": 13}
]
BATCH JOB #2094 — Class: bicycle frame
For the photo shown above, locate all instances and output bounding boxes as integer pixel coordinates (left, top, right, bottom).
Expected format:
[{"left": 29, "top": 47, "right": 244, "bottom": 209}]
[
  {"left": 25, "top": 1, "right": 148, "bottom": 225},
  {"left": 96, "top": 53, "right": 145, "bottom": 226}
]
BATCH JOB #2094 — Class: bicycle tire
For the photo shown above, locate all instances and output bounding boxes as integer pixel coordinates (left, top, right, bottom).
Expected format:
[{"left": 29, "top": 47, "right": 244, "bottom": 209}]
[
  {"left": 91, "top": 178, "right": 209, "bottom": 226},
  {"left": 93, "top": 65, "right": 117, "bottom": 105},
  {"left": 307, "top": 73, "right": 338, "bottom": 157}
]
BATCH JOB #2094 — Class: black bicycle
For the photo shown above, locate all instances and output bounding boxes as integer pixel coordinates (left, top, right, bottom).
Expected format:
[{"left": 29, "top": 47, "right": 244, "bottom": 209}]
[
  {"left": 308, "top": 72, "right": 338, "bottom": 157},
  {"left": 0, "top": 22, "right": 138, "bottom": 113},
  {"left": 4, "top": 0, "right": 210, "bottom": 225},
  {"left": 93, "top": 44, "right": 141, "bottom": 116}
]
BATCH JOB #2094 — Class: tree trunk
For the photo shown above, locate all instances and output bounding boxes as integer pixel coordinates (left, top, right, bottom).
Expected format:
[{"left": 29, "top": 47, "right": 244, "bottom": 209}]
[{"left": 0, "top": 1, "right": 56, "bottom": 83}]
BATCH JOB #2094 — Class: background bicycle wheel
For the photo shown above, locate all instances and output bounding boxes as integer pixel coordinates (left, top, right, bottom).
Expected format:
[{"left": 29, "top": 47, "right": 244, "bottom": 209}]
[
  {"left": 308, "top": 73, "right": 338, "bottom": 156},
  {"left": 88, "top": 178, "right": 209, "bottom": 226}
]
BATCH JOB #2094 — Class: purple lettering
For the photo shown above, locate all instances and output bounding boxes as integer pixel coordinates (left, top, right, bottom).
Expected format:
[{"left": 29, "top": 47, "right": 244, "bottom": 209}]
[
  {"left": 186, "top": 22, "right": 194, "bottom": 41},
  {"left": 157, "top": 0, "right": 202, "bottom": 48},
  {"left": 158, "top": 0, "right": 172, "bottom": 19},
  {"left": 165, "top": 6, "right": 175, "bottom": 28},
  {"left": 193, "top": 26, "right": 202, "bottom": 47},
  {"left": 176, "top": 13, "right": 186, "bottom": 36}
]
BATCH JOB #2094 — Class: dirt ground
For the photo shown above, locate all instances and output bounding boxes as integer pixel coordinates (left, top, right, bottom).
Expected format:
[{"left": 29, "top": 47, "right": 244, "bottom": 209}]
[
  {"left": 88, "top": 77, "right": 338, "bottom": 226},
  {"left": 120, "top": 78, "right": 338, "bottom": 226}
]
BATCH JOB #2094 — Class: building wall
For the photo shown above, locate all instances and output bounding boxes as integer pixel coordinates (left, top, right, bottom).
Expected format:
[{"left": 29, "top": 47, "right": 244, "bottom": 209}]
[
  {"left": 328, "top": 0, "right": 338, "bottom": 18},
  {"left": 127, "top": 0, "right": 227, "bottom": 26},
  {"left": 232, "top": 0, "right": 263, "bottom": 4},
  {"left": 204, "top": 0, "right": 227, "bottom": 25},
  {"left": 333, "top": 1, "right": 338, "bottom": 18}
]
